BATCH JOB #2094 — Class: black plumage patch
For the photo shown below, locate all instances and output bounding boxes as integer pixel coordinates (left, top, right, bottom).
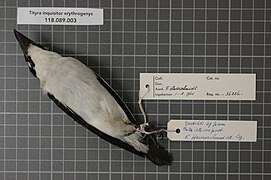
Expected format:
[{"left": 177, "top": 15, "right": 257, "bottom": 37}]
[{"left": 24, "top": 55, "right": 37, "bottom": 78}]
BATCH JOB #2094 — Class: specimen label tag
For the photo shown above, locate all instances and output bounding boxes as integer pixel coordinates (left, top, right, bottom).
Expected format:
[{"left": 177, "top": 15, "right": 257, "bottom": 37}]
[
  {"left": 140, "top": 73, "right": 256, "bottom": 100},
  {"left": 167, "top": 120, "right": 257, "bottom": 142},
  {"left": 17, "top": 7, "right": 103, "bottom": 25}
]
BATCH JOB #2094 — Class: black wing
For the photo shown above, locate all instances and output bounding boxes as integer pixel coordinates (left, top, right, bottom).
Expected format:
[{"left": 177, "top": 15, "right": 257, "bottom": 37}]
[
  {"left": 47, "top": 93, "right": 145, "bottom": 158},
  {"left": 95, "top": 73, "right": 140, "bottom": 126}
]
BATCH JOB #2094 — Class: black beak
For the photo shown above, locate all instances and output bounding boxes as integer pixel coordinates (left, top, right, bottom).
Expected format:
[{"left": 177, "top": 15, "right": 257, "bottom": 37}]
[{"left": 14, "top": 29, "right": 35, "bottom": 54}]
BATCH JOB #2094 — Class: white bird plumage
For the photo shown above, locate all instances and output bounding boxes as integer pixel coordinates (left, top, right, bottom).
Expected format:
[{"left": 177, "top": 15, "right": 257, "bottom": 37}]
[
  {"left": 14, "top": 29, "right": 172, "bottom": 165},
  {"left": 28, "top": 44, "right": 149, "bottom": 153}
]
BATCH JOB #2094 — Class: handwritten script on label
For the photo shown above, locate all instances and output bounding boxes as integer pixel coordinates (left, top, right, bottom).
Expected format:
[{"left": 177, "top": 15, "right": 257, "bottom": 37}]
[
  {"left": 167, "top": 120, "right": 257, "bottom": 142},
  {"left": 17, "top": 7, "right": 103, "bottom": 25},
  {"left": 140, "top": 73, "right": 256, "bottom": 100}
]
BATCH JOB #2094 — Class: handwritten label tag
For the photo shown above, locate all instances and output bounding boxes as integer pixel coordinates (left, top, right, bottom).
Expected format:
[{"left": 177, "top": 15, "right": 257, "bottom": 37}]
[
  {"left": 140, "top": 73, "right": 256, "bottom": 100},
  {"left": 17, "top": 7, "right": 103, "bottom": 25},
  {"left": 168, "top": 120, "right": 257, "bottom": 142}
]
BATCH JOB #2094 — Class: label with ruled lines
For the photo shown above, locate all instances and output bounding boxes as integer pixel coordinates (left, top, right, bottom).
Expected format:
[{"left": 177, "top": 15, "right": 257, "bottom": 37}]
[
  {"left": 167, "top": 120, "right": 257, "bottom": 142},
  {"left": 140, "top": 73, "right": 256, "bottom": 100},
  {"left": 17, "top": 7, "right": 103, "bottom": 25}
]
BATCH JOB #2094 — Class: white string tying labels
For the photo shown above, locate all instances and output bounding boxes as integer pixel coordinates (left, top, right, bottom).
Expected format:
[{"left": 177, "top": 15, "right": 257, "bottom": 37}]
[
  {"left": 137, "top": 84, "right": 176, "bottom": 135},
  {"left": 138, "top": 84, "right": 150, "bottom": 129}
]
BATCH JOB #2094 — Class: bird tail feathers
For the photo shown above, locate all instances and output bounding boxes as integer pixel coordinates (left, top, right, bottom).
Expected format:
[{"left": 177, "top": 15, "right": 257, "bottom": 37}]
[
  {"left": 142, "top": 126, "right": 173, "bottom": 166},
  {"left": 124, "top": 131, "right": 173, "bottom": 165},
  {"left": 146, "top": 141, "right": 173, "bottom": 166}
]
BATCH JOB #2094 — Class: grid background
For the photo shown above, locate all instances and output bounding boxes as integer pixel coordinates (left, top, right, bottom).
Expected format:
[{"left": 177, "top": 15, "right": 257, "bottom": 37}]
[{"left": 0, "top": 0, "right": 271, "bottom": 180}]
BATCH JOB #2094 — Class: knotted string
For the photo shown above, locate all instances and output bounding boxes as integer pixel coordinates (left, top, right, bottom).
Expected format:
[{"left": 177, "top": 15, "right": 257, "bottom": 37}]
[{"left": 137, "top": 84, "right": 176, "bottom": 135}]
